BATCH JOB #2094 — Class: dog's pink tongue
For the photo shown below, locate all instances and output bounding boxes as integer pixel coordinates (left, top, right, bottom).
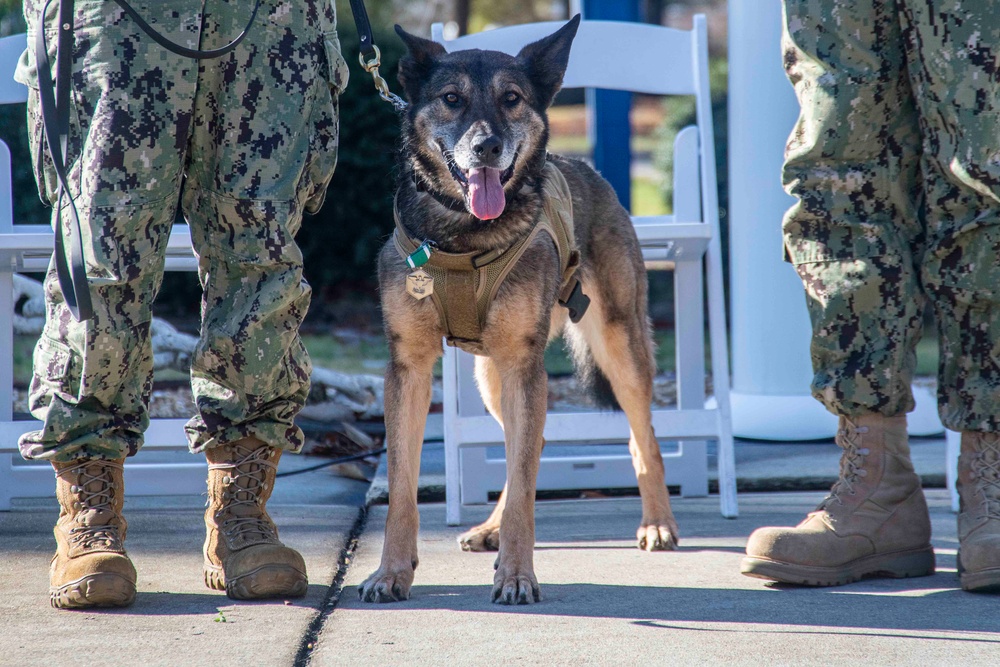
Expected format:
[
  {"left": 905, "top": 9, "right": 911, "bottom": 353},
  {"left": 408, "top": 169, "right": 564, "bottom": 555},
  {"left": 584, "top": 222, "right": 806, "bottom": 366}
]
[{"left": 467, "top": 167, "right": 506, "bottom": 220}]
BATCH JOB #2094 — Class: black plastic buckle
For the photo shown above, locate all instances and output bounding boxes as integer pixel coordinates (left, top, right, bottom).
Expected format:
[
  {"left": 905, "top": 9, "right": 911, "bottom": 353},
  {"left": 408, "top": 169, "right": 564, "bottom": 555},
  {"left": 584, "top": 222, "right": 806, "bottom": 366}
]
[{"left": 559, "top": 280, "right": 590, "bottom": 323}]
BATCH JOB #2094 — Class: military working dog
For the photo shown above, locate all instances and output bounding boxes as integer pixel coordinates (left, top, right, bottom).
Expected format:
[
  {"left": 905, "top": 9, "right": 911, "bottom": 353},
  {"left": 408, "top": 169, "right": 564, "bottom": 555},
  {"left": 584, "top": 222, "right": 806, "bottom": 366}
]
[{"left": 359, "top": 16, "right": 680, "bottom": 605}]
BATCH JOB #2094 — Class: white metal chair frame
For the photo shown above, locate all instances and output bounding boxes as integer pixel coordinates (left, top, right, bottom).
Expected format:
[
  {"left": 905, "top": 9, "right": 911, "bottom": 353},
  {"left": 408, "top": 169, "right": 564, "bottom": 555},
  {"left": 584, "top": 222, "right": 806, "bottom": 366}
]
[
  {"left": 0, "top": 33, "right": 205, "bottom": 509},
  {"left": 432, "top": 16, "right": 738, "bottom": 523}
]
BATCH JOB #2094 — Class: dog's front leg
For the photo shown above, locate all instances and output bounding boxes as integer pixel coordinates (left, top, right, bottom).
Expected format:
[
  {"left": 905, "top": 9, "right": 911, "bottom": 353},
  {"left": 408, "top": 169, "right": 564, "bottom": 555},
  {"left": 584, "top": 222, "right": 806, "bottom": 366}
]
[
  {"left": 359, "top": 346, "right": 437, "bottom": 603},
  {"left": 492, "top": 350, "right": 547, "bottom": 605}
]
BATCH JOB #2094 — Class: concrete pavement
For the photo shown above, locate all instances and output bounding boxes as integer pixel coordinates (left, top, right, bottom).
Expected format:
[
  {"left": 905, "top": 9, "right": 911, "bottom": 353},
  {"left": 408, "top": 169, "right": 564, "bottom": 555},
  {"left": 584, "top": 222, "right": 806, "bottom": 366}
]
[
  {"left": 2, "top": 439, "right": 998, "bottom": 666},
  {"left": 318, "top": 490, "right": 1000, "bottom": 666},
  {"left": 0, "top": 460, "right": 369, "bottom": 667}
]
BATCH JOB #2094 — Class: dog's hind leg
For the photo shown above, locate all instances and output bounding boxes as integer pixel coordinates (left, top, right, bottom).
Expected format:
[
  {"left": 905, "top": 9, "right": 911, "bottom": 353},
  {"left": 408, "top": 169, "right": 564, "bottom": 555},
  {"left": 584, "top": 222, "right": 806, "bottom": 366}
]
[
  {"left": 458, "top": 308, "right": 567, "bottom": 553},
  {"left": 358, "top": 339, "right": 439, "bottom": 603},
  {"left": 566, "top": 288, "right": 679, "bottom": 551},
  {"left": 457, "top": 357, "right": 506, "bottom": 552}
]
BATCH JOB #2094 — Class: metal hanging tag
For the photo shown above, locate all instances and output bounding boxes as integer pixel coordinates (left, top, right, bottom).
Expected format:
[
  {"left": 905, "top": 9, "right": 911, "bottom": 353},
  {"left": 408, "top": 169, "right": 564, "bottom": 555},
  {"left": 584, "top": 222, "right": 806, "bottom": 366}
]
[{"left": 406, "top": 269, "right": 434, "bottom": 300}]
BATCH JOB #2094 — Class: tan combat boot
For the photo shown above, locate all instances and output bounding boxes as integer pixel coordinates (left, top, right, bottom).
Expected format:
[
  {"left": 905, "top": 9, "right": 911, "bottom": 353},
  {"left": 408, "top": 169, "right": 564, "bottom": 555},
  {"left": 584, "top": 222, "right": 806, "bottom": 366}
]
[
  {"left": 50, "top": 458, "right": 137, "bottom": 608},
  {"left": 741, "top": 414, "right": 935, "bottom": 585},
  {"left": 204, "top": 437, "right": 308, "bottom": 599},
  {"left": 957, "top": 432, "right": 1000, "bottom": 592}
]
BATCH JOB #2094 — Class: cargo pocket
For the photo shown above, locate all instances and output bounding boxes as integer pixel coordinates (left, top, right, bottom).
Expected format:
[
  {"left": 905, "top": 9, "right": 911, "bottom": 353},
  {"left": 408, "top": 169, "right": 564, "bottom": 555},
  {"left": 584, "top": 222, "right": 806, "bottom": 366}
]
[
  {"left": 301, "top": 32, "right": 349, "bottom": 214},
  {"left": 31, "top": 337, "right": 80, "bottom": 406}
]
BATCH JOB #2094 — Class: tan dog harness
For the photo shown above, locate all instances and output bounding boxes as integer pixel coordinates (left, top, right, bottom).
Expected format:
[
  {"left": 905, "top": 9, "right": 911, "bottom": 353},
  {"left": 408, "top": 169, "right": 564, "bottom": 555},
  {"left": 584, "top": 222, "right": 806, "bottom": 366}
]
[{"left": 394, "top": 161, "right": 589, "bottom": 355}]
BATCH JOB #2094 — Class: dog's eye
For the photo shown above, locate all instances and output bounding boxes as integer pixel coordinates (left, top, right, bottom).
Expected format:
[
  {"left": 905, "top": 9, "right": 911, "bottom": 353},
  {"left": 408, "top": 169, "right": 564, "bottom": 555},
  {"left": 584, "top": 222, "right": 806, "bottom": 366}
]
[
  {"left": 503, "top": 91, "right": 521, "bottom": 106},
  {"left": 443, "top": 92, "right": 462, "bottom": 107}
]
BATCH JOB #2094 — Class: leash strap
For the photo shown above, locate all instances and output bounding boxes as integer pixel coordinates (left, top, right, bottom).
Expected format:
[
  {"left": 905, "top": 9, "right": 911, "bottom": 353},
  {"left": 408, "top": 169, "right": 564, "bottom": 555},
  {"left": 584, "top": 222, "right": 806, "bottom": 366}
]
[
  {"left": 109, "top": 0, "right": 261, "bottom": 60},
  {"left": 36, "top": 0, "right": 90, "bottom": 320},
  {"left": 35, "top": 0, "right": 261, "bottom": 321},
  {"left": 348, "top": 0, "right": 376, "bottom": 61},
  {"left": 347, "top": 0, "right": 407, "bottom": 111}
]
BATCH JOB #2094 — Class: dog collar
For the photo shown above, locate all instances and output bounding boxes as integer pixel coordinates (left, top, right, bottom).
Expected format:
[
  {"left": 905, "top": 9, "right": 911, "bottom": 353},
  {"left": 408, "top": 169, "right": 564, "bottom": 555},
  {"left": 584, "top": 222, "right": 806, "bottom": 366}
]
[{"left": 392, "top": 198, "right": 512, "bottom": 271}]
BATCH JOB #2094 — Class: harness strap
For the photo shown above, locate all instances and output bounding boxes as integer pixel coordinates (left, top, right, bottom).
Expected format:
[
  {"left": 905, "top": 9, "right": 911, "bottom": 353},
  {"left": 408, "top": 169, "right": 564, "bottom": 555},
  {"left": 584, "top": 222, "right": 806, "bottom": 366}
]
[
  {"left": 35, "top": 0, "right": 261, "bottom": 321},
  {"left": 394, "top": 162, "right": 589, "bottom": 351},
  {"left": 393, "top": 199, "right": 507, "bottom": 270}
]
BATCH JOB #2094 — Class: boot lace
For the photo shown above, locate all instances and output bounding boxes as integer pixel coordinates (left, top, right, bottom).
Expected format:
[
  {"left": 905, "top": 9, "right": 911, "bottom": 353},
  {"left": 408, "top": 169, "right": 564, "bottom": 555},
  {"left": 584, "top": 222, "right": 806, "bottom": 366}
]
[
  {"left": 209, "top": 444, "right": 279, "bottom": 545},
  {"left": 824, "top": 422, "right": 870, "bottom": 508},
  {"left": 970, "top": 433, "right": 1000, "bottom": 521},
  {"left": 62, "top": 461, "right": 124, "bottom": 551}
]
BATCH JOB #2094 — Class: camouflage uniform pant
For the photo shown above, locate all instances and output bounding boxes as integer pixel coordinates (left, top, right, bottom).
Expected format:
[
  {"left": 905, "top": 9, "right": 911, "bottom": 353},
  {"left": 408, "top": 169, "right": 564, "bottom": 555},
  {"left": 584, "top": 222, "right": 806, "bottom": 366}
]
[
  {"left": 782, "top": 0, "right": 1000, "bottom": 432},
  {"left": 15, "top": 0, "right": 349, "bottom": 461}
]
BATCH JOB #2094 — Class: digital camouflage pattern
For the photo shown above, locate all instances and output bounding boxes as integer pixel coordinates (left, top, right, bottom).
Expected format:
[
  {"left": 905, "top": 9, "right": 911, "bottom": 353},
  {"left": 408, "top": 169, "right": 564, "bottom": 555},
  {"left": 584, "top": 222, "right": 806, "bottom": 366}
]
[
  {"left": 15, "top": 0, "right": 348, "bottom": 461},
  {"left": 782, "top": 0, "right": 1000, "bottom": 431}
]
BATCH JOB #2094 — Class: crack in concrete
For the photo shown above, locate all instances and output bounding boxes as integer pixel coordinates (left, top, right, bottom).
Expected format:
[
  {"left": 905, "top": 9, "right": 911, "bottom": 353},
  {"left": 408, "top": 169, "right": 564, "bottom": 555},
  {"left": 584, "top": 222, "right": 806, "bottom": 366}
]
[{"left": 293, "top": 505, "right": 370, "bottom": 666}]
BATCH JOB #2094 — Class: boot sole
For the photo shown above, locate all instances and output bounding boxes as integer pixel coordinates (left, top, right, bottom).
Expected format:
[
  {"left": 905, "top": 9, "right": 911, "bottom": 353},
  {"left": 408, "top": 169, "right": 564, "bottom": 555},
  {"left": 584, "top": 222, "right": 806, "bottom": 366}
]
[
  {"left": 50, "top": 573, "right": 136, "bottom": 609},
  {"left": 740, "top": 546, "right": 936, "bottom": 587},
  {"left": 205, "top": 563, "right": 308, "bottom": 600},
  {"left": 959, "top": 566, "right": 1000, "bottom": 593}
]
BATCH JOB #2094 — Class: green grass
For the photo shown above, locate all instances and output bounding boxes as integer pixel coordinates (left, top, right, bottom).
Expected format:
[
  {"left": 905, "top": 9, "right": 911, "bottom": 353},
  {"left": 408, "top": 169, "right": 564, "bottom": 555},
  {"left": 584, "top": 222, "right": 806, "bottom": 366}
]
[
  {"left": 543, "top": 329, "right": 679, "bottom": 376},
  {"left": 300, "top": 333, "right": 389, "bottom": 375},
  {"left": 632, "top": 177, "right": 669, "bottom": 217},
  {"left": 547, "top": 133, "right": 660, "bottom": 156},
  {"left": 12, "top": 326, "right": 942, "bottom": 388}
]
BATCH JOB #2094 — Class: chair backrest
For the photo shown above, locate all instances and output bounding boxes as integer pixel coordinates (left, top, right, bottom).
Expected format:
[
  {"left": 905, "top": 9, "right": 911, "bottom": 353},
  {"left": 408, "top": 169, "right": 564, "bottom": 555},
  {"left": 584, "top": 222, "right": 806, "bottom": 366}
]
[
  {"left": 431, "top": 17, "right": 720, "bottom": 230},
  {"left": 0, "top": 33, "right": 28, "bottom": 233},
  {"left": 0, "top": 33, "right": 28, "bottom": 105},
  {"left": 433, "top": 20, "right": 698, "bottom": 95}
]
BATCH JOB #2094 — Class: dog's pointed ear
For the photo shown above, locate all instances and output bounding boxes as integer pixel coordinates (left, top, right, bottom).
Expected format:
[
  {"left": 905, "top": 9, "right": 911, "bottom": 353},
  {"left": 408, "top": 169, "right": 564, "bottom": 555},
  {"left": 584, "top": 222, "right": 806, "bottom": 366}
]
[
  {"left": 516, "top": 14, "right": 580, "bottom": 108},
  {"left": 395, "top": 25, "right": 447, "bottom": 101}
]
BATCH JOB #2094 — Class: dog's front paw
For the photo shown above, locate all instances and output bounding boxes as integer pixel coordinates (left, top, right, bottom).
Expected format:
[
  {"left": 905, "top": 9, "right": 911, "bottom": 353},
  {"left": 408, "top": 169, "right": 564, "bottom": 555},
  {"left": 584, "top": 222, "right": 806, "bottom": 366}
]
[
  {"left": 458, "top": 524, "right": 500, "bottom": 552},
  {"left": 358, "top": 567, "right": 414, "bottom": 603},
  {"left": 637, "top": 518, "right": 679, "bottom": 552},
  {"left": 492, "top": 566, "right": 540, "bottom": 605}
]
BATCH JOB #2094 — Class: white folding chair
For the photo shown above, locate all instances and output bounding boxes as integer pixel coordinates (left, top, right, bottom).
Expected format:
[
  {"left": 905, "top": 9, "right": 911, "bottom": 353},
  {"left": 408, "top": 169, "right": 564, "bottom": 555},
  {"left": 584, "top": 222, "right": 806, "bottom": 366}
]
[{"left": 431, "top": 16, "right": 738, "bottom": 523}]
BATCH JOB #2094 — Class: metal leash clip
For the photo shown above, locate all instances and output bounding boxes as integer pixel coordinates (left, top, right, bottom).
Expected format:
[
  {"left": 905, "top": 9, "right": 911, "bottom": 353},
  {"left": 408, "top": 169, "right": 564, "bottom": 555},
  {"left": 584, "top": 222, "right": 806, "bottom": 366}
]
[{"left": 358, "top": 45, "right": 408, "bottom": 112}]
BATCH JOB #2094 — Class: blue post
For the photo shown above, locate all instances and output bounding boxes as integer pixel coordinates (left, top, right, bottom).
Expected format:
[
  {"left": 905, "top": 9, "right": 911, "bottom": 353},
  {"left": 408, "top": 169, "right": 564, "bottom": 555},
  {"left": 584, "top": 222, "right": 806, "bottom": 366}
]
[{"left": 582, "top": 0, "right": 638, "bottom": 211}]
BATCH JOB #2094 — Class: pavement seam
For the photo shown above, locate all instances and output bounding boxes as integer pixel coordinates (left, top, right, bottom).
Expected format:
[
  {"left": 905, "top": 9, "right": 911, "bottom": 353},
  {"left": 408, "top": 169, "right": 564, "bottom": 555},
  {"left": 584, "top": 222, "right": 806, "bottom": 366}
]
[{"left": 292, "top": 504, "right": 370, "bottom": 667}]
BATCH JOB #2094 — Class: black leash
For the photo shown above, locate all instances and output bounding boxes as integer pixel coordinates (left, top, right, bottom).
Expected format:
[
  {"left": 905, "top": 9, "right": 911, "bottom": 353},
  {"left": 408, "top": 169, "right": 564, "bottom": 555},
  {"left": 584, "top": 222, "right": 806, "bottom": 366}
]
[
  {"left": 36, "top": 0, "right": 261, "bottom": 321},
  {"left": 348, "top": 0, "right": 377, "bottom": 61},
  {"left": 274, "top": 447, "right": 386, "bottom": 479}
]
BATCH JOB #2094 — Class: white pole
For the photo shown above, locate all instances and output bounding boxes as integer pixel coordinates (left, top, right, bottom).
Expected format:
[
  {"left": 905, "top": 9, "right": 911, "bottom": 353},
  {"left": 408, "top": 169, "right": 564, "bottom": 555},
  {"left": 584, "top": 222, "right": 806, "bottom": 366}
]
[{"left": 727, "top": 1, "right": 942, "bottom": 439}]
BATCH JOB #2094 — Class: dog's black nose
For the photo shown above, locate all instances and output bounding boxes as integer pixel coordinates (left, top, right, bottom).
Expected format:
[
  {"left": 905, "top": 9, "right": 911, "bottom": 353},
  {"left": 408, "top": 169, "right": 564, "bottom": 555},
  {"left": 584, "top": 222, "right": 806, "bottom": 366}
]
[{"left": 472, "top": 134, "right": 502, "bottom": 158}]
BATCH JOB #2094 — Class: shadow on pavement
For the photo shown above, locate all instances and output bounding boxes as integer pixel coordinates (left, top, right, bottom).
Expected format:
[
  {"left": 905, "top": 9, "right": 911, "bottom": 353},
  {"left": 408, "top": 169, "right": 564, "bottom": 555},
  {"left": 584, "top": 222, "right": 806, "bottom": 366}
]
[
  {"left": 357, "top": 579, "right": 1000, "bottom": 636},
  {"left": 25, "top": 584, "right": 331, "bottom": 616}
]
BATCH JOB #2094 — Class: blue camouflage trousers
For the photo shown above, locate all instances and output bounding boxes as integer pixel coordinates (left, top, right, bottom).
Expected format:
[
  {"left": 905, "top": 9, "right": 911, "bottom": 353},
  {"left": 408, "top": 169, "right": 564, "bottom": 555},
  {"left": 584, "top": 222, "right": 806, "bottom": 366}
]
[
  {"left": 782, "top": 0, "right": 1000, "bottom": 432},
  {"left": 15, "top": 0, "right": 349, "bottom": 461}
]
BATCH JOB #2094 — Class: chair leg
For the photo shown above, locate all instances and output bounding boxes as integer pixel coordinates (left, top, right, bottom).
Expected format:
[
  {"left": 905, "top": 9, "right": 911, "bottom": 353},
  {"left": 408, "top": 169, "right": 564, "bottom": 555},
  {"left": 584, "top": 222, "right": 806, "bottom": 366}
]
[
  {"left": 946, "top": 429, "right": 960, "bottom": 513},
  {"left": 705, "top": 234, "right": 738, "bottom": 518}
]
